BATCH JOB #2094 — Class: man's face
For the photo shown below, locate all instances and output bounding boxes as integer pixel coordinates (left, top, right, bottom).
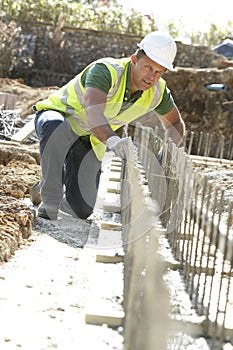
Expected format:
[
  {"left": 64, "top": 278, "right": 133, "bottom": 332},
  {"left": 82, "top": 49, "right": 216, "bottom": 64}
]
[{"left": 130, "top": 54, "right": 166, "bottom": 93}]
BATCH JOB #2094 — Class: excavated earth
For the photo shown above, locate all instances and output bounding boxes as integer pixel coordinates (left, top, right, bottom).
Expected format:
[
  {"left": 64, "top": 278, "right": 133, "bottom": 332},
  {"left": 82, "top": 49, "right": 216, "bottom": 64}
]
[{"left": 0, "top": 143, "right": 40, "bottom": 262}]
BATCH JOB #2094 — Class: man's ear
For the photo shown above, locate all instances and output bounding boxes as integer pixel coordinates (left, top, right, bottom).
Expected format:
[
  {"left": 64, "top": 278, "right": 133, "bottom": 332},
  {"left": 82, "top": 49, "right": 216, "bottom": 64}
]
[{"left": 131, "top": 54, "right": 137, "bottom": 64}]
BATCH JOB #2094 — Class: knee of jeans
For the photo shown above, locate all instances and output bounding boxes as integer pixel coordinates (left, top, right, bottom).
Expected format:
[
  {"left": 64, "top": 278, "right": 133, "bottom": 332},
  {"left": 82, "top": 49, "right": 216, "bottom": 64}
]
[
  {"left": 35, "top": 111, "right": 64, "bottom": 136},
  {"left": 42, "top": 120, "right": 63, "bottom": 137}
]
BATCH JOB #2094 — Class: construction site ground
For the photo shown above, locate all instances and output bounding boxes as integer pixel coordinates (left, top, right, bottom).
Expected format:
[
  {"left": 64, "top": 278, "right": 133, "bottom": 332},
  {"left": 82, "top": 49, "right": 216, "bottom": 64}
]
[
  {"left": 0, "top": 151, "right": 126, "bottom": 350},
  {"left": 0, "top": 79, "right": 232, "bottom": 349},
  {"left": 0, "top": 145, "right": 232, "bottom": 349}
]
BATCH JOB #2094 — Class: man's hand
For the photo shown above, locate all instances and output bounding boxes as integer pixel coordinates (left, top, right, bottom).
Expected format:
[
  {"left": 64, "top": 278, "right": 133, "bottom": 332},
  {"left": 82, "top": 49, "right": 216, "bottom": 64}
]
[
  {"left": 106, "top": 136, "right": 129, "bottom": 159},
  {"left": 158, "top": 105, "right": 185, "bottom": 147}
]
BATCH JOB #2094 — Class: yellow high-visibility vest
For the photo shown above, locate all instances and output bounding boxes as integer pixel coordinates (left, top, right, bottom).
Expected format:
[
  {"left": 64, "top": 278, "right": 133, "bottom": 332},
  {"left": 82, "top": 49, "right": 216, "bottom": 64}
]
[{"left": 36, "top": 57, "right": 166, "bottom": 160}]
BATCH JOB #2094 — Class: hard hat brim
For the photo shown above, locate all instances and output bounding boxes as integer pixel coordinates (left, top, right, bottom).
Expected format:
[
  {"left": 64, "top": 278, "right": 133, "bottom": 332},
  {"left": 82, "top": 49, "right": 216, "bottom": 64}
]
[{"left": 137, "top": 43, "right": 174, "bottom": 70}]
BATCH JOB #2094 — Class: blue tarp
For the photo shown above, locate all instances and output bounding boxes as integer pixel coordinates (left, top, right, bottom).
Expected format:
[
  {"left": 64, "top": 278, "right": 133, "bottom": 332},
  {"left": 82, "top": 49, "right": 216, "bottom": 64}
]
[{"left": 212, "top": 39, "right": 233, "bottom": 58}]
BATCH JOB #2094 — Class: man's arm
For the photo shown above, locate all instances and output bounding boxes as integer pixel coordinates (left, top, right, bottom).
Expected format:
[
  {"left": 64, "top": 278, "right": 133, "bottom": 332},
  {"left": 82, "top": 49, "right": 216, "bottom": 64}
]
[
  {"left": 157, "top": 104, "right": 185, "bottom": 146},
  {"left": 83, "top": 86, "right": 132, "bottom": 159},
  {"left": 83, "top": 86, "right": 115, "bottom": 143}
]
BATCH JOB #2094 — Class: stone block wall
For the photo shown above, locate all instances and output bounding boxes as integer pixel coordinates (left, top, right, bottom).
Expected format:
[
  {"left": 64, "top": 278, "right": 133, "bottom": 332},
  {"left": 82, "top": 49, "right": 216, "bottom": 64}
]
[
  {"left": 10, "top": 21, "right": 228, "bottom": 87},
  {"left": 11, "top": 22, "right": 142, "bottom": 86}
]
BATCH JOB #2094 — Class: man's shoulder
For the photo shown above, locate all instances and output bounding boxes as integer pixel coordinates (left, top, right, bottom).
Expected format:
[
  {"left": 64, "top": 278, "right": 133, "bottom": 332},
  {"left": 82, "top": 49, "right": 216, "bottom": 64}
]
[{"left": 95, "top": 57, "right": 130, "bottom": 69}]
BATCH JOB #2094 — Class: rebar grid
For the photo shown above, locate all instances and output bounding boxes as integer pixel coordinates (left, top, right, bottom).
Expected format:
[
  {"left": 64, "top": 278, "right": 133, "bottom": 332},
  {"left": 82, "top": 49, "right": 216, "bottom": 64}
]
[{"left": 134, "top": 122, "right": 233, "bottom": 349}]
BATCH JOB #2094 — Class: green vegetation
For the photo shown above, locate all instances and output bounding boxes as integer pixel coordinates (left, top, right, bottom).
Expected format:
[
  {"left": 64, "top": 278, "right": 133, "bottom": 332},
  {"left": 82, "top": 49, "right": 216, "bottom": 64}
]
[
  {"left": 0, "top": 18, "right": 19, "bottom": 77},
  {"left": 188, "top": 22, "right": 233, "bottom": 47},
  {"left": 0, "top": 0, "right": 157, "bottom": 35},
  {"left": 0, "top": 0, "right": 232, "bottom": 46}
]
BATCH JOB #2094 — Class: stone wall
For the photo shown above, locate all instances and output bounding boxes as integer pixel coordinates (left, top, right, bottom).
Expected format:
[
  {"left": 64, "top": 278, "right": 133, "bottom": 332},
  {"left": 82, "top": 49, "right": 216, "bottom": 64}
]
[
  {"left": 11, "top": 21, "right": 142, "bottom": 86},
  {"left": 10, "top": 21, "right": 229, "bottom": 87}
]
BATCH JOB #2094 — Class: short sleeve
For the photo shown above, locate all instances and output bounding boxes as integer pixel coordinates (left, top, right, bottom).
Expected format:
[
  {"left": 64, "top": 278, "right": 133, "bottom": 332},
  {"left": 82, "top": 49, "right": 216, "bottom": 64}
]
[
  {"left": 82, "top": 63, "right": 112, "bottom": 95},
  {"left": 154, "top": 86, "right": 174, "bottom": 115}
]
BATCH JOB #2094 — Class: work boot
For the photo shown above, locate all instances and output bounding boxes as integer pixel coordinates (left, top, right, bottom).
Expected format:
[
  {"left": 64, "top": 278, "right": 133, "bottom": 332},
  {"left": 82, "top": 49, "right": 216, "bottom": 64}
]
[
  {"left": 30, "top": 181, "right": 41, "bottom": 206},
  {"left": 38, "top": 203, "right": 58, "bottom": 220},
  {"left": 59, "top": 198, "right": 77, "bottom": 218}
]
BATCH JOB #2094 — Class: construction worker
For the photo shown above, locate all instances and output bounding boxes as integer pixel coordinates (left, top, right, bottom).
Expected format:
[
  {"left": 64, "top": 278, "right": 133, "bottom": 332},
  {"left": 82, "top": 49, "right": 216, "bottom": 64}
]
[{"left": 33, "top": 31, "right": 185, "bottom": 220}]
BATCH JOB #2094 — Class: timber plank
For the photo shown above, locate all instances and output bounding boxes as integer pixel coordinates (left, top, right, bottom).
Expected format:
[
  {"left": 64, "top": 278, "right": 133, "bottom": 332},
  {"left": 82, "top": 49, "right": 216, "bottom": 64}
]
[
  {"left": 11, "top": 115, "right": 35, "bottom": 142},
  {"left": 96, "top": 252, "right": 124, "bottom": 263},
  {"left": 85, "top": 312, "right": 124, "bottom": 327}
]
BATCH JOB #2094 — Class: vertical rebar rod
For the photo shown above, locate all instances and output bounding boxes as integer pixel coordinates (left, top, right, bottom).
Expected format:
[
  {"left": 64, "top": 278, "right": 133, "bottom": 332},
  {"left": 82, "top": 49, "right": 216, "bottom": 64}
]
[
  {"left": 197, "top": 131, "right": 203, "bottom": 155},
  {"left": 194, "top": 180, "right": 212, "bottom": 312},
  {"left": 199, "top": 185, "right": 218, "bottom": 316}
]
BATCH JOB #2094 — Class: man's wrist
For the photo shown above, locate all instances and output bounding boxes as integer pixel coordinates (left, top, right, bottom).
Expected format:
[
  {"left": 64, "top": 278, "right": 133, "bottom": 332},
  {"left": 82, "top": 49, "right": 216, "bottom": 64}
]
[{"left": 106, "top": 135, "right": 121, "bottom": 149}]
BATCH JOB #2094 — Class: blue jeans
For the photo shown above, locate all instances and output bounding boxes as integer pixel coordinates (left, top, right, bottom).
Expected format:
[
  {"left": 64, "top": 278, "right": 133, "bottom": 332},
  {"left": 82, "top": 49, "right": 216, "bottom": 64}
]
[{"left": 35, "top": 110, "right": 101, "bottom": 219}]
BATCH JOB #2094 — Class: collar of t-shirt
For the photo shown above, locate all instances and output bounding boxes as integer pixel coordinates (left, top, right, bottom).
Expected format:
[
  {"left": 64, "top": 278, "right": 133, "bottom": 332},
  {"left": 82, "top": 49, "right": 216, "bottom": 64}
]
[{"left": 120, "top": 63, "right": 143, "bottom": 112}]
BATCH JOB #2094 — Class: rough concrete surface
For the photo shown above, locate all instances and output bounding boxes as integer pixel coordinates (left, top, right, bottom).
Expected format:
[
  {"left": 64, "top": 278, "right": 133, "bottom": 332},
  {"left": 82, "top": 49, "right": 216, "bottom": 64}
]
[{"left": 0, "top": 152, "right": 124, "bottom": 350}]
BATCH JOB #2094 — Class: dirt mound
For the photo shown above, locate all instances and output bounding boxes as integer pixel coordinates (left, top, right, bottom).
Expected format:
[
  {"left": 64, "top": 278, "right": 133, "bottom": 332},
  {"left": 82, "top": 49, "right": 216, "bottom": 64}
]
[
  {"left": 0, "top": 142, "right": 40, "bottom": 262},
  {"left": 0, "top": 78, "right": 58, "bottom": 119},
  {"left": 0, "top": 197, "right": 34, "bottom": 262}
]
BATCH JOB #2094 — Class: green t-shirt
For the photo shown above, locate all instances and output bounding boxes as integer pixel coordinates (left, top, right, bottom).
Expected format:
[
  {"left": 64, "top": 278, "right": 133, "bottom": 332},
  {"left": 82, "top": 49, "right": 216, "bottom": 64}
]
[{"left": 82, "top": 62, "right": 174, "bottom": 115}]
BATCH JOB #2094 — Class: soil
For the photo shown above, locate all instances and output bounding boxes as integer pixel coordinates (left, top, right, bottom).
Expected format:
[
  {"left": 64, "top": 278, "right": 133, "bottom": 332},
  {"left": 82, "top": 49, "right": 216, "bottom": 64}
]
[{"left": 0, "top": 78, "right": 59, "bottom": 119}]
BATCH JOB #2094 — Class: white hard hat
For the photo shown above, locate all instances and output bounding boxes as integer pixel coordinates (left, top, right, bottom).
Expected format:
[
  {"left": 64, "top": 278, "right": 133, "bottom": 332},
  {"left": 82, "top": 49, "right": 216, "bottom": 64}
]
[{"left": 137, "top": 31, "right": 177, "bottom": 70}]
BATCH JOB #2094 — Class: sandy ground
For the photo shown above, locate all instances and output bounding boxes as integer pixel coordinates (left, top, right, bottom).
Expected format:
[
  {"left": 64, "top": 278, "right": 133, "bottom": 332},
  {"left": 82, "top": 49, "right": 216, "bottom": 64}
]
[{"left": 0, "top": 153, "right": 124, "bottom": 350}]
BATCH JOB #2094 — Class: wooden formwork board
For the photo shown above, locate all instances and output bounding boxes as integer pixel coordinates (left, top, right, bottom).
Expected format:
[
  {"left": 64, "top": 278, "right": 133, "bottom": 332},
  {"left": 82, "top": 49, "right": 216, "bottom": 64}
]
[
  {"left": 11, "top": 114, "right": 35, "bottom": 142},
  {"left": 100, "top": 221, "right": 122, "bottom": 230},
  {"left": 85, "top": 252, "right": 124, "bottom": 327},
  {"left": 190, "top": 155, "right": 233, "bottom": 166},
  {"left": 109, "top": 171, "right": 121, "bottom": 182},
  {"left": 107, "top": 181, "right": 121, "bottom": 194},
  {"left": 85, "top": 312, "right": 124, "bottom": 327},
  {"left": 85, "top": 153, "right": 124, "bottom": 328},
  {"left": 96, "top": 253, "right": 124, "bottom": 263},
  {"left": 109, "top": 166, "right": 121, "bottom": 173}
]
